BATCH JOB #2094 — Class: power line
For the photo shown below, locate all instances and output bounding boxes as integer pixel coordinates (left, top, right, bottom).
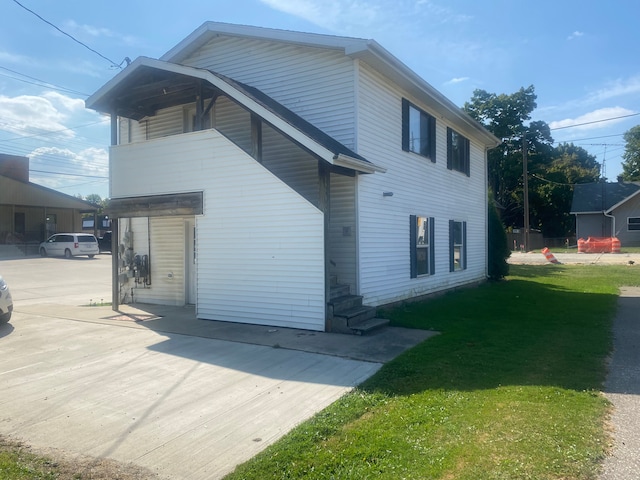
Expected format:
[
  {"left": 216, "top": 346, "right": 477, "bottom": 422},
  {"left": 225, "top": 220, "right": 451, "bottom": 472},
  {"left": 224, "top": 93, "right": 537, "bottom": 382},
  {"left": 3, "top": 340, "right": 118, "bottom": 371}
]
[
  {"left": 0, "top": 120, "right": 106, "bottom": 143},
  {"left": 530, "top": 173, "right": 575, "bottom": 186},
  {"left": 29, "top": 169, "right": 107, "bottom": 179},
  {"left": 554, "top": 133, "right": 624, "bottom": 143},
  {"left": 550, "top": 112, "right": 640, "bottom": 131},
  {"left": 11, "top": 0, "right": 123, "bottom": 69},
  {"left": 0, "top": 66, "right": 89, "bottom": 96}
]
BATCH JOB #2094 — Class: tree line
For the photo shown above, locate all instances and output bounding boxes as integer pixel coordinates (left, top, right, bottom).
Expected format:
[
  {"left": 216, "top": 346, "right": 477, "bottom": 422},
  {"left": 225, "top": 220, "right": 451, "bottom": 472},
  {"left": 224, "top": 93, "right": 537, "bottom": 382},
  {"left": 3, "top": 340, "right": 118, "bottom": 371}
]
[
  {"left": 463, "top": 85, "right": 605, "bottom": 239},
  {"left": 79, "top": 86, "right": 640, "bottom": 241}
]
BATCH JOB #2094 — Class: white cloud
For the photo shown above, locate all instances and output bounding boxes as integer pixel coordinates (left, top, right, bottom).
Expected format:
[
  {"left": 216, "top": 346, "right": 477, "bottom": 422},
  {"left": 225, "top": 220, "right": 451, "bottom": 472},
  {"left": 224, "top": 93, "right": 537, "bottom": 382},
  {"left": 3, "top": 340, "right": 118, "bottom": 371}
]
[
  {"left": 0, "top": 92, "right": 100, "bottom": 138},
  {"left": 42, "top": 91, "right": 86, "bottom": 112},
  {"left": 0, "top": 51, "right": 31, "bottom": 64},
  {"left": 64, "top": 20, "right": 138, "bottom": 46},
  {"left": 0, "top": 94, "right": 72, "bottom": 137},
  {"left": 30, "top": 146, "right": 107, "bottom": 173},
  {"left": 549, "top": 106, "right": 636, "bottom": 131},
  {"left": 588, "top": 76, "right": 640, "bottom": 103},
  {"left": 258, "top": 0, "right": 469, "bottom": 33},
  {"left": 445, "top": 76, "right": 470, "bottom": 85},
  {"left": 567, "top": 31, "right": 584, "bottom": 40},
  {"left": 259, "top": 0, "right": 381, "bottom": 31},
  {"left": 28, "top": 146, "right": 108, "bottom": 192}
]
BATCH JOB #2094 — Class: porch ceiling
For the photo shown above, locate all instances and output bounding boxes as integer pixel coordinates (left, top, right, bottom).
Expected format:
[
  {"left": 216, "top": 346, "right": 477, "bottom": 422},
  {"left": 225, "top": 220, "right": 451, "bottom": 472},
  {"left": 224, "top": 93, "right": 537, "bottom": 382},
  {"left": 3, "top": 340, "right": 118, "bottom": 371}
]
[
  {"left": 86, "top": 57, "right": 386, "bottom": 174},
  {"left": 96, "top": 66, "right": 218, "bottom": 121}
]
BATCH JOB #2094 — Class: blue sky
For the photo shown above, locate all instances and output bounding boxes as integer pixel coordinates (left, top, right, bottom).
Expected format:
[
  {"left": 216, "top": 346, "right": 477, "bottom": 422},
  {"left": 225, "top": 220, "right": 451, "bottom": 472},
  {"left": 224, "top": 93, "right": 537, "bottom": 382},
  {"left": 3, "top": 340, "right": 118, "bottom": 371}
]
[{"left": 1, "top": 0, "right": 639, "bottom": 199}]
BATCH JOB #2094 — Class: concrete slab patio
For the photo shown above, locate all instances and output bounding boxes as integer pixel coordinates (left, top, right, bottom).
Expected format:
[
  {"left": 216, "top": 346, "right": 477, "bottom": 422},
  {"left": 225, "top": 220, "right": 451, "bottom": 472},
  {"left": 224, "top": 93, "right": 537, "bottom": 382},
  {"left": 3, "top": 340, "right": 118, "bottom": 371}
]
[
  {"left": 0, "top": 256, "right": 435, "bottom": 479},
  {"left": 0, "top": 312, "right": 384, "bottom": 479}
]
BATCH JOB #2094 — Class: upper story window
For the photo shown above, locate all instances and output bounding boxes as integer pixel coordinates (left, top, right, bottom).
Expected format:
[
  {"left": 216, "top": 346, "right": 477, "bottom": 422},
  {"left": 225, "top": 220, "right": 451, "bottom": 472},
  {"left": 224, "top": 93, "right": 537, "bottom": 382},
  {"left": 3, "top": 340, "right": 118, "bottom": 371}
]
[
  {"left": 402, "top": 99, "right": 436, "bottom": 162},
  {"left": 447, "top": 127, "right": 470, "bottom": 176}
]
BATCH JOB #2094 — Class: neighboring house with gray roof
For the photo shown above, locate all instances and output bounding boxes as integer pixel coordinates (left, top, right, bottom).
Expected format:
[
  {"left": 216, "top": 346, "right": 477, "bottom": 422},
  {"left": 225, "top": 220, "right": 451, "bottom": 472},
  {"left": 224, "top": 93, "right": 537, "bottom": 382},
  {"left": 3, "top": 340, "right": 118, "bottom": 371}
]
[
  {"left": 570, "top": 181, "right": 640, "bottom": 247},
  {"left": 86, "top": 22, "right": 499, "bottom": 333}
]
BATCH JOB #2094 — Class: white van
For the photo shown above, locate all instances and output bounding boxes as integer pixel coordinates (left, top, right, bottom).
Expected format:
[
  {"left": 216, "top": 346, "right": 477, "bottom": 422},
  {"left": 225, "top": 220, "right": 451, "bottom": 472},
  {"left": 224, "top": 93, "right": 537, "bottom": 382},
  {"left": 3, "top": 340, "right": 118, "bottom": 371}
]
[{"left": 39, "top": 233, "right": 99, "bottom": 258}]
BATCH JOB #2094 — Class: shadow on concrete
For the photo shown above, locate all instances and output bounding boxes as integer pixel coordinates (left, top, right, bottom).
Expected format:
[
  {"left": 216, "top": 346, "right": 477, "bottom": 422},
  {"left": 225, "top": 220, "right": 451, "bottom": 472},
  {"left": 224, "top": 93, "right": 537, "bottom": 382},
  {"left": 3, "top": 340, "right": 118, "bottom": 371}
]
[
  {"left": 107, "top": 303, "right": 437, "bottom": 365},
  {"left": 0, "top": 321, "right": 14, "bottom": 338}
]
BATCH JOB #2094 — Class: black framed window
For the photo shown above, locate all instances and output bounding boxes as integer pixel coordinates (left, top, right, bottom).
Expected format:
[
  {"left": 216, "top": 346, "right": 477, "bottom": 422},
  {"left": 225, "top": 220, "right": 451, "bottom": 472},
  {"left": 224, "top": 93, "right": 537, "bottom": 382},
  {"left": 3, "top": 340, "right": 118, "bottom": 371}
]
[
  {"left": 402, "top": 99, "right": 436, "bottom": 161},
  {"left": 628, "top": 217, "right": 640, "bottom": 231},
  {"left": 449, "top": 220, "right": 467, "bottom": 272},
  {"left": 447, "top": 127, "right": 470, "bottom": 176},
  {"left": 410, "top": 215, "right": 435, "bottom": 278}
]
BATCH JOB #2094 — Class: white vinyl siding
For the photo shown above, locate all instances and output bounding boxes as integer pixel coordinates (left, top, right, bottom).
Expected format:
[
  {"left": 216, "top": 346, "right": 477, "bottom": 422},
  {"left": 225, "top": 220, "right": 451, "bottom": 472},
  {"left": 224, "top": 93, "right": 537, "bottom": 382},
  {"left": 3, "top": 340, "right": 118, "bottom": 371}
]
[
  {"left": 121, "top": 217, "right": 187, "bottom": 306},
  {"left": 111, "top": 130, "right": 325, "bottom": 330},
  {"left": 355, "top": 62, "right": 487, "bottom": 305},
  {"left": 261, "top": 122, "right": 319, "bottom": 206},
  {"left": 329, "top": 173, "right": 357, "bottom": 290},
  {"left": 180, "top": 36, "right": 357, "bottom": 149},
  {"left": 613, "top": 192, "right": 640, "bottom": 246},
  {"left": 215, "top": 97, "right": 253, "bottom": 155}
]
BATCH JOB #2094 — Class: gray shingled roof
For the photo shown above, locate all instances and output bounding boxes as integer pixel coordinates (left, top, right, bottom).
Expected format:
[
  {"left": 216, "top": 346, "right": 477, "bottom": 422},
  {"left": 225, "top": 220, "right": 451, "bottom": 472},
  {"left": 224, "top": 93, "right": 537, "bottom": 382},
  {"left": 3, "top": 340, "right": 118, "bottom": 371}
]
[
  {"left": 211, "top": 71, "right": 370, "bottom": 164},
  {"left": 570, "top": 182, "right": 640, "bottom": 214}
]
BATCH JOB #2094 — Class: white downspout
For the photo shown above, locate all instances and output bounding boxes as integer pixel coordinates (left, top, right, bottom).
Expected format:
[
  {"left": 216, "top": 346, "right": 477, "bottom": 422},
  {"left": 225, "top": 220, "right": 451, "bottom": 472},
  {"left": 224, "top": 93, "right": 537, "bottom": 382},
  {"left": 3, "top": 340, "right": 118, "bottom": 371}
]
[{"left": 604, "top": 211, "right": 617, "bottom": 237}]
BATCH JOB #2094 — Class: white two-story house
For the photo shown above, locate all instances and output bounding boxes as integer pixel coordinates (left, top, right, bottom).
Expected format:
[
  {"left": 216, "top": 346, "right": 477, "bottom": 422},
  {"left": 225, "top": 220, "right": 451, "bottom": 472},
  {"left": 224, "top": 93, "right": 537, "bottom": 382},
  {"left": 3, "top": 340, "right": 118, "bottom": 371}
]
[{"left": 86, "top": 22, "right": 500, "bottom": 333}]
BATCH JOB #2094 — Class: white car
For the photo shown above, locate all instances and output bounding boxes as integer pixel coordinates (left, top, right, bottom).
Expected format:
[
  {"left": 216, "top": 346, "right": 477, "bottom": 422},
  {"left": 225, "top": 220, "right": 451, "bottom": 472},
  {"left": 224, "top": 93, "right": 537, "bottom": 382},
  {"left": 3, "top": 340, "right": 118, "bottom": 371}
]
[
  {"left": 39, "top": 233, "right": 99, "bottom": 259},
  {"left": 0, "top": 275, "right": 12, "bottom": 324}
]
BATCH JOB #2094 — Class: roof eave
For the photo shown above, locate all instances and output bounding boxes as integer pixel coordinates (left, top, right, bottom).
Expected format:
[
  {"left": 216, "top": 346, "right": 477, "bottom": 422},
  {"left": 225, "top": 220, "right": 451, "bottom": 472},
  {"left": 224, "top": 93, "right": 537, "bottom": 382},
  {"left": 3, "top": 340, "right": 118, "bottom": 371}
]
[
  {"left": 86, "top": 58, "right": 379, "bottom": 174},
  {"left": 346, "top": 42, "right": 500, "bottom": 148},
  {"left": 605, "top": 187, "right": 640, "bottom": 214},
  {"left": 159, "top": 22, "right": 499, "bottom": 149},
  {"left": 334, "top": 154, "right": 386, "bottom": 174}
]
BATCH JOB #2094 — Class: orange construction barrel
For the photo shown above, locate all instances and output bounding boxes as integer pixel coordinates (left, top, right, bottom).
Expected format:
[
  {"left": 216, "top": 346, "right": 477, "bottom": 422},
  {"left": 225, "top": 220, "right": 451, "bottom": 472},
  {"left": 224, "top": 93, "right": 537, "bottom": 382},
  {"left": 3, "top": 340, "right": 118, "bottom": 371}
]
[{"left": 612, "top": 237, "right": 621, "bottom": 253}]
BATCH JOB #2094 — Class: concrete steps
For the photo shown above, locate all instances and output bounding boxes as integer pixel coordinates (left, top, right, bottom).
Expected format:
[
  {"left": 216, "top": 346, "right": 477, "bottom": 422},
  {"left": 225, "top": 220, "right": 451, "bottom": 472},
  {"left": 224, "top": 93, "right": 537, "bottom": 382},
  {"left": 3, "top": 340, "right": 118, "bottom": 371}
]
[{"left": 328, "top": 277, "right": 389, "bottom": 335}]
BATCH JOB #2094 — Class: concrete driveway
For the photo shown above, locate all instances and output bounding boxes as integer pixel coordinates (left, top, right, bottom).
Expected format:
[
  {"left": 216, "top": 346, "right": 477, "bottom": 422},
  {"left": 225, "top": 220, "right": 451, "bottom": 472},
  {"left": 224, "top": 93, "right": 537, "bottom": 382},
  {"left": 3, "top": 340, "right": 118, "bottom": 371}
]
[{"left": 0, "top": 255, "right": 427, "bottom": 479}]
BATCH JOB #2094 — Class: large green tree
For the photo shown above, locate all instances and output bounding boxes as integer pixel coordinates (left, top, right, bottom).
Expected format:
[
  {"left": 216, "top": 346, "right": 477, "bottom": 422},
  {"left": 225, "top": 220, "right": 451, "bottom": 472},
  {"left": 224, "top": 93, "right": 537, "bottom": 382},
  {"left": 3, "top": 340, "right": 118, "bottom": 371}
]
[
  {"left": 464, "top": 86, "right": 601, "bottom": 239},
  {"left": 620, "top": 125, "right": 640, "bottom": 181},
  {"left": 463, "top": 86, "right": 554, "bottom": 231},
  {"left": 529, "top": 143, "right": 600, "bottom": 237}
]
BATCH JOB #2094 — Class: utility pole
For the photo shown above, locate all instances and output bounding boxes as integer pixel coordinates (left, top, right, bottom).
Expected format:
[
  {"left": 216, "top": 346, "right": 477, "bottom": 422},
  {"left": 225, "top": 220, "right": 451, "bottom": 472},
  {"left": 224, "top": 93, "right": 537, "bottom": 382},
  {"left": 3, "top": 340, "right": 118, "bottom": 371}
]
[{"left": 523, "top": 132, "right": 530, "bottom": 251}]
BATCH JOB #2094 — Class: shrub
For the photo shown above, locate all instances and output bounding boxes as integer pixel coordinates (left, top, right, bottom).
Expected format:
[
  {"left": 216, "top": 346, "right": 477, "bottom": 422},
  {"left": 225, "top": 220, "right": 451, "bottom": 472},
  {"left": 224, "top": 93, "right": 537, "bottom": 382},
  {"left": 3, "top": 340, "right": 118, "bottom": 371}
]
[{"left": 488, "top": 195, "right": 510, "bottom": 279}]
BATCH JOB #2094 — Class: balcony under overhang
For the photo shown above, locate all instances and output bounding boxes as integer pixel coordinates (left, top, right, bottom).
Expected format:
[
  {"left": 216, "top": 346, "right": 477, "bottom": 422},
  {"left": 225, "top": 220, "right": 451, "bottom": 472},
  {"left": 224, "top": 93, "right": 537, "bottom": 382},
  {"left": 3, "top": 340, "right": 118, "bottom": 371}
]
[{"left": 86, "top": 57, "right": 385, "bottom": 175}]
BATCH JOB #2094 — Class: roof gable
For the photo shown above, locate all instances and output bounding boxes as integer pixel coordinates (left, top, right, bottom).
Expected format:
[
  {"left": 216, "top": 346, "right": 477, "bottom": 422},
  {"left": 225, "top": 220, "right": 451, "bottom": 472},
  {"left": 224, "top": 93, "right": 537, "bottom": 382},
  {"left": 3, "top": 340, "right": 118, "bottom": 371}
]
[
  {"left": 570, "top": 182, "right": 640, "bottom": 214},
  {"left": 85, "top": 57, "right": 384, "bottom": 174},
  {"left": 161, "top": 22, "right": 499, "bottom": 149}
]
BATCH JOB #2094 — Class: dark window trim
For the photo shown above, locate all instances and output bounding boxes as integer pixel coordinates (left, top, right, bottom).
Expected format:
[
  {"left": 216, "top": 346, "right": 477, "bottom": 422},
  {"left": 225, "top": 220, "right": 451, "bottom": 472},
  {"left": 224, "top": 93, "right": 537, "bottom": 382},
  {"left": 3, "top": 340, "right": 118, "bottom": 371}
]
[
  {"left": 449, "top": 220, "right": 467, "bottom": 272},
  {"left": 410, "top": 215, "right": 435, "bottom": 278},
  {"left": 447, "top": 127, "right": 470, "bottom": 176},
  {"left": 402, "top": 99, "right": 436, "bottom": 162},
  {"left": 628, "top": 217, "right": 640, "bottom": 231}
]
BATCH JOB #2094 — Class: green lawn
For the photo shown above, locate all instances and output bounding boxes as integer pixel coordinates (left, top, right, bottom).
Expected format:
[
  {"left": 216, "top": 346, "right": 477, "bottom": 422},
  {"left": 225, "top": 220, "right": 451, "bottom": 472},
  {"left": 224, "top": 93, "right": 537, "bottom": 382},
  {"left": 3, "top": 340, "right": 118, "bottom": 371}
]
[{"left": 226, "top": 264, "right": 640, "bottom": 480}]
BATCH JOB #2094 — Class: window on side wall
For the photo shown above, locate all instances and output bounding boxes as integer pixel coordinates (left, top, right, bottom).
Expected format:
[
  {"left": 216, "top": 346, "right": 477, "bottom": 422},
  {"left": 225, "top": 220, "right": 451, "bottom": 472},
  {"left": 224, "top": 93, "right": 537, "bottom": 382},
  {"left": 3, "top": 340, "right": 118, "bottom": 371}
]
[
  {"left": 402, "top": 99, "right": 436, "bottom": 161},
  {"left": 628, "top": 217, "right": 640, "bottom": 231},
  {"left": 449, "top": 220, "right": 467, "bottom": 272},
  {"left": 183, "top": 105, "right": 213, "bottom": 133},
  {"left": 410, "top": 215, "right": 435, "bottom": 278},
  {"left": 447, "top": 127, "right": 470, "bottom": 176}
]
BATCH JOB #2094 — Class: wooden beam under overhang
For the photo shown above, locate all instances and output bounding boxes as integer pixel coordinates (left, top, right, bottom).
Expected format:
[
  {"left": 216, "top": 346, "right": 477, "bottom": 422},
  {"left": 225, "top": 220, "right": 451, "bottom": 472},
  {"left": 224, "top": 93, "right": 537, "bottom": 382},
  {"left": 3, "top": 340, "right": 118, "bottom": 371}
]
[{"left": 106, "top": 192, "right": 203, "bottom": 218}]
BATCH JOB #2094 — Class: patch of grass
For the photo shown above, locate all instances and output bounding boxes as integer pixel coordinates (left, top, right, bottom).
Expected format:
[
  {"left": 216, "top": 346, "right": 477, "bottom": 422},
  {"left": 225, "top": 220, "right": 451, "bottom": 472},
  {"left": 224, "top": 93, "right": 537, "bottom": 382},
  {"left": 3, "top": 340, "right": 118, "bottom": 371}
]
[
  {"left": 226, "top": 265, "right": 640, "bottom": 479},
  {"left": 0, "top": 435, "right": 156, "bottom": 479},
  {"left": 0, "top": 437, "right": 57, "bottom": 480}
]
